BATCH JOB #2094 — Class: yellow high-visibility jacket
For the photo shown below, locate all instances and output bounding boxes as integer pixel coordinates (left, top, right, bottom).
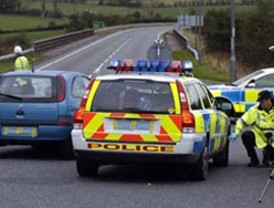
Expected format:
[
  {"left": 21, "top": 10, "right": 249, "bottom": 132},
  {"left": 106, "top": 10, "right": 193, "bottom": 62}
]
[
  {"left": 234, "top": 104, "right": 274, "bottom": 148},
  {"left": 14, "top": 56, "right": 30, "bottom": 71}
]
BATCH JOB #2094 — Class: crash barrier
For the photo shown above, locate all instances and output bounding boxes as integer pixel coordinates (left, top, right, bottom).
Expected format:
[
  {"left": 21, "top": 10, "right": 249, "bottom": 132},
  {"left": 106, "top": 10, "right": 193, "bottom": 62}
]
[
  {"left": 0, "top": 23, "right": 173, "bottom": 62},
  {"left": 32, "top": 28, "right": 94, "bottom": 52},
  {"left": 0, "top": 48, "right": 34, "bottom": 62},
  {"left": 173, "top": 29, "right": 199, "bottom": 61},
  {"left": 0, "top": 28, "right": 94, "bottom": 62}
]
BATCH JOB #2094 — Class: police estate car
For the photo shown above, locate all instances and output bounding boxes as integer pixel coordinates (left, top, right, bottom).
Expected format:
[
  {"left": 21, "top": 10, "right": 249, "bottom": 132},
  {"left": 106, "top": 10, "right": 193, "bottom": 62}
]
[
  {"left": 71, "top": 59, "right": 233, "bottom": 180},
  {"left": 208, "top": 67, "right": 274, "bottom": 117}
]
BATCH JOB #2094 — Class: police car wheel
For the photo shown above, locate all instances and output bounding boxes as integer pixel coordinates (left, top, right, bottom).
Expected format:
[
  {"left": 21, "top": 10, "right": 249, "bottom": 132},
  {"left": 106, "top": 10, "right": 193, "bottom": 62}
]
[
  {"left": 60, "top": 139, "right": 75, "bottom": 160},
  {"left": 191, "top": 146, "right": 209, "bottom": 181},
  {"left": 213, "top": 140, "right": 229, "bottom": 167},
  {"left": 76, "top": 157, "right": 99, "bottom": 177}
]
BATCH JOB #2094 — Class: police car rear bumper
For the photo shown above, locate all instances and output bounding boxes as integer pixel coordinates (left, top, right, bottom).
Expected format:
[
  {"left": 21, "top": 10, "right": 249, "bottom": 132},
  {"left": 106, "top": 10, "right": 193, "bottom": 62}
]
[
  {"left": 71, "top": 129, "right": 205, "bottom": 164},
  {"left": 75, "top": 150, "right": 199, "bottom": 165}
]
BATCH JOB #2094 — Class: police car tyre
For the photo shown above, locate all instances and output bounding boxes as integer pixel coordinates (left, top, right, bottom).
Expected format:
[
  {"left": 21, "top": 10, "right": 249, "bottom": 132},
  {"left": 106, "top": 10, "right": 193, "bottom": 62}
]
[
  {"left": 191, "top": 145, "right": 209, "bottom": 181},
  {"left": 76, "top": 157, "right": 98, "bottom": 177},
  {"left": 212, "top": 129, "right": 230, "bottom": 167},
  {"left": 60, "top": 139, "right": 75, "bottom": 160},
  {"left": 212, "top": 140, "right": 229, "bottom": 167}
]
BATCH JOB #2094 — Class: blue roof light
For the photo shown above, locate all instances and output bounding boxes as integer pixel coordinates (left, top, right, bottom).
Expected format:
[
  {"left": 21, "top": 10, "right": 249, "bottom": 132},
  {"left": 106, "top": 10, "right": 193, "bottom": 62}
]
[
  {"left": 150, "top": 60, "right": 159, "bottom": 72},
  {"left": 158, "top": 60, "right": 171, "bottom": 72},
  {"left": 107, "top": 58, "right": 193, "bottom": 76},
  {"left": 133, "top": 60, "right": 148, "bottom": 72}
]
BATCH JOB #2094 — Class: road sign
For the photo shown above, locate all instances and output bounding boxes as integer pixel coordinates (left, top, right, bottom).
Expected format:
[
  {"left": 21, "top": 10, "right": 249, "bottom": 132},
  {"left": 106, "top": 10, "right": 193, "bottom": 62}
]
[
  {"left": 93, "top": 21, "right": 105, "bottom": 29},
  {"left": 177, "top": 15, "right": 204, "bottom": 28}
]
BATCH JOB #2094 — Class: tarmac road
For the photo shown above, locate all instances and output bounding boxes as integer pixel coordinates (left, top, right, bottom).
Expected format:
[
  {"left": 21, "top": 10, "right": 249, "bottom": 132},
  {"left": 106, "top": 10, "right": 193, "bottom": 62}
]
[{"left": 0, "top": 26, "right": 273, "bottom": 208}]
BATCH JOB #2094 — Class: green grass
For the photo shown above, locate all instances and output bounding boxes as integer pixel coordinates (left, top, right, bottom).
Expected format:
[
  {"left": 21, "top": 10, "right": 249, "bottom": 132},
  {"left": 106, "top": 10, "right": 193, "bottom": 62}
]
[
  {"left": 20, "top": 2, "right": 254, "bottom": 19},
  {"left": 0, "top": 30, "right": 64, "bottom": 73},
  {"left": 0, "top": 14, "right": 66, "bottom": 30},
  {"left": 0, "top": 30, "right": 65, "bottom": 42},
  {"left": 172, "top": 50, "right": 230, "bottom": 82},
  {"left": 0, "top": 53, "right": 45, "bottom": 73}
]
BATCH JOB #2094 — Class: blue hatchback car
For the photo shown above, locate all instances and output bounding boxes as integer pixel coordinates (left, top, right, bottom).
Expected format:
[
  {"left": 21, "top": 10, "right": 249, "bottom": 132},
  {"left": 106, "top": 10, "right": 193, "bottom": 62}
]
[{"left": 0, "top": 70, "right": 90, "bottom": 158}]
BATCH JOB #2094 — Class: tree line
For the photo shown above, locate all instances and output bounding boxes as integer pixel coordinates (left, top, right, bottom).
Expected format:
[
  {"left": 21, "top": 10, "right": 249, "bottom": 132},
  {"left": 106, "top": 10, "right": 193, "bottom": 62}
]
[{"left": 202, "top": 0, "right": 274, "bottom": 70}]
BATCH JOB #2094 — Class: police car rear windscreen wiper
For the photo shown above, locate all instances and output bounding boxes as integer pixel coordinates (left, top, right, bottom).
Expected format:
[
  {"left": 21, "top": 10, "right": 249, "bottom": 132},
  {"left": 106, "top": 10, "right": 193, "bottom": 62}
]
[{"left": 0, "top": 92, "right": 23, "bottom": 101}]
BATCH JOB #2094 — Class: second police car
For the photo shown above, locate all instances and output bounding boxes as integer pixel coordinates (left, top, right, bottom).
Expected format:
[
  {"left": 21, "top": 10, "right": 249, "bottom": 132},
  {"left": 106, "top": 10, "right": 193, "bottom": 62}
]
[
  {"left": 208, "top": 67, "right": 274, "bottom": 118},
  {"left": 71, "top": 59, "right": 233, "bottom": 180}
]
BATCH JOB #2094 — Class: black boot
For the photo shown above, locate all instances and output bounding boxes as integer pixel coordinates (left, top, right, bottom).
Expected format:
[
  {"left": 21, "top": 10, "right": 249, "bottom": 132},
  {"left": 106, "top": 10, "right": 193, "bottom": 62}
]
[
  {"left": 263, "top": 147, "right": 272, "bottom": 167},
  {"left": 248, "top": 157, "right": 259, "bottom": 167}
]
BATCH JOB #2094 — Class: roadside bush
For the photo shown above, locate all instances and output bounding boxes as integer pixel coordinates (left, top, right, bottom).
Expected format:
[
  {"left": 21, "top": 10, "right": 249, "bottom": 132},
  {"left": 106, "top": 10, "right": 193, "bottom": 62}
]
[
  {"left": 0, "top": 33, "right": 29, "bottom": 55},
  {"left": 202, "top": 0, "right": 274, "bottom": 70},
  {"left": 203, "top": 9, "right": 231, "bottom": 53}
]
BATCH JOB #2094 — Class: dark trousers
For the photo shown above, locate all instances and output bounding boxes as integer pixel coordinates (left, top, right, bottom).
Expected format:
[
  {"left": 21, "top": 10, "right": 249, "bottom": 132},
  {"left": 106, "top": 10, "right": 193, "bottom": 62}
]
[
  {"left": 241, "top": 130, "right": 259, "bottom": 162},
  {"left": 241, "top": 130, "right": 274, "bottom": 163}
]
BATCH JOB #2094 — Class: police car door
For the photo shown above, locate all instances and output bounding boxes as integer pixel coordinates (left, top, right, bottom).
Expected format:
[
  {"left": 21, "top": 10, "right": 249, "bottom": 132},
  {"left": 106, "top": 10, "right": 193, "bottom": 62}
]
[
  {"left": 244, "top": 73, "right": 274, "bottom": 111},
  {"left": 195, "top": 82, "right": 229, "bottom": 155}
]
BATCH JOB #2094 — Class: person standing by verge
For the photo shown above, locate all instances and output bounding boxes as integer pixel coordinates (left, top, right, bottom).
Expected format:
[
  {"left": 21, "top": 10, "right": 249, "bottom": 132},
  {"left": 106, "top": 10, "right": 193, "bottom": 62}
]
[
  {"left": 14, "top": 45, "right": 30, "bottom": 71},
  {"left": 229, "top": 90, "right": 274, "bottom": 167}
]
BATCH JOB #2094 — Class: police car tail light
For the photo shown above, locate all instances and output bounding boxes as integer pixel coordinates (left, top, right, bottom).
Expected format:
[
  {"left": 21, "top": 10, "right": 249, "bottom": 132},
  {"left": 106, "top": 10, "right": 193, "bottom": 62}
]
[
  {"left": 80, "top": 79, "right": 94, "bottom": 107},
  {"left": 176, "top": 80, "right": 189, "bottom": 111},
  {"left": 176, "top": 80, "right": 195, "bottom": 132},
  {"left": 73, "top": 79, "right": 95, "bottom": 127},
  {"left": 182, "top": 112, "right": 195, "bottom": 133},
  {"left": 73, "top": 107, "right": 85, "bottom": 128}
]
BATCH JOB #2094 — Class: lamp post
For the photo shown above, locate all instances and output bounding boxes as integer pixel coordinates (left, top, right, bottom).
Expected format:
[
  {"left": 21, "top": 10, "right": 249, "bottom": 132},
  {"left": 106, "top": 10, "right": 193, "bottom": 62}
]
[
  {"left": 230, "top": 0, "right": 237, "bottom": 82},
  {"left": 195, "top": 0, "right": 202, "bottom": 64}
]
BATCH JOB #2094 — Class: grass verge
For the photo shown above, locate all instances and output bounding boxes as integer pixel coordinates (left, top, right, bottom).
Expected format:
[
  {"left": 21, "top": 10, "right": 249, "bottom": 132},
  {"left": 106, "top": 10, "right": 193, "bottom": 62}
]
[
  {"left": 172, "top": 50, "right": 230, "bottom": 82},
  {"left": 0, "top": 53, "right": 46, "bottom": 73}
]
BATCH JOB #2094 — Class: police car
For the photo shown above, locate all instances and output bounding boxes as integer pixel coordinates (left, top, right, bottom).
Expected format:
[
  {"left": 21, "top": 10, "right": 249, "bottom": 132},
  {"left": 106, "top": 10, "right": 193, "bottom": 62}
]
[
  {"left": 71, "top": 59, "right": 233, "bottom": 180},
  {"left": 208, "top": 67, "right": 274, "bottom": 118}
]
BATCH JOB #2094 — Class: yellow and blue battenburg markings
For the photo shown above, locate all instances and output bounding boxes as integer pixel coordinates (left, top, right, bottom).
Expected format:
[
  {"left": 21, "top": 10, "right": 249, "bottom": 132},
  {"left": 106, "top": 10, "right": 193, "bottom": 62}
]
[
  {"left": 192, "top": 111, "right": 228, "bottom": 154},
  {"left": 211, "top": 88, "right": 260, "bottom": 113}
]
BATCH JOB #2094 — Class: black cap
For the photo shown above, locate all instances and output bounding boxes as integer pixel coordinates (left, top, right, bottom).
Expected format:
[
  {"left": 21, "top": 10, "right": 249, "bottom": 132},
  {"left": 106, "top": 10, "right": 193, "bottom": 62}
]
[{"left": 257, "top": 90, "right": 272, "bottom": 102}]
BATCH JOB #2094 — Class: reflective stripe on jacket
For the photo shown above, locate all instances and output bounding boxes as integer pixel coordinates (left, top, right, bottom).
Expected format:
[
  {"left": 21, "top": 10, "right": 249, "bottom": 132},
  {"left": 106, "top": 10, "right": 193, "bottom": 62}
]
[
  {"left": 234, "top": 104, "right": 274, "bottom": 148},
  {"left": 14, "top": 56, "right": 30, "bottom": 71}
]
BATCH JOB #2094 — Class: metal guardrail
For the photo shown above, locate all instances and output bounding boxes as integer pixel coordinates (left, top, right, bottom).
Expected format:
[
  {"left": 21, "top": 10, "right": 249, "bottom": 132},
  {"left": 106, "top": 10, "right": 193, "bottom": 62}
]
[
  {"left": 0, "top": 28, "right": 94, "bottom": 62},
  {"left": 32, "top": 28, "right": 94, "bottom": 52},
  {"left": 173, "top": 29, "right": 199, "bottom": 61},
  {"left": 0, "top": 23, "right": 174, "bottom": 62},
  {"left": 0, "top": 48, "right": 34, "bottom": 62}
]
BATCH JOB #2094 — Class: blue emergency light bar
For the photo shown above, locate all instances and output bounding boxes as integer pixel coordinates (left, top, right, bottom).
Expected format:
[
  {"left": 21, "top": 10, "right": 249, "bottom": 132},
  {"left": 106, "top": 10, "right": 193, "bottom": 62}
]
[{"left": 107, "top": 59, "right": 193, "bottom": 74}]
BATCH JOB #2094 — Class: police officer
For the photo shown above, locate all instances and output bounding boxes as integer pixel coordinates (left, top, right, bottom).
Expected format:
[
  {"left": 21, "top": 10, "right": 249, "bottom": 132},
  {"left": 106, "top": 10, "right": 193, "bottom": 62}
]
[
  {"left": 14, "top": 45, "right": 30, "bottom": 71},
  {"left": 229, "top": 90, "right": 274, "bottom": 167}
]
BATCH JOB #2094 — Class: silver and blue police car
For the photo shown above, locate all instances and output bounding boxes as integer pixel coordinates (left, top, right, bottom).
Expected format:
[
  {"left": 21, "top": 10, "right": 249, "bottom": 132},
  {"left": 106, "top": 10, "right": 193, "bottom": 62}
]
[{"left": 208, "top": 67, "right": 274, "bottom": 118}]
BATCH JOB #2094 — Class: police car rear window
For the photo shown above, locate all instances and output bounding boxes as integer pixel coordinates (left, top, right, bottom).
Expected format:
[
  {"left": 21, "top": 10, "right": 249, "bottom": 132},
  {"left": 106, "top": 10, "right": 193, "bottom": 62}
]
[{"left": 91, "top": 80, "right": 175, "bottom": 114}]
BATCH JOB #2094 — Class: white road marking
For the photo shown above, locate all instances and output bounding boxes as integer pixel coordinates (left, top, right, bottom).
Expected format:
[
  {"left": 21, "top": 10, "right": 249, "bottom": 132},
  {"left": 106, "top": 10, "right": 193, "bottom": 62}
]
[
  {"left": 36, "top": 31, "right": 129, "bottom": 71},
  {"left": 93, "top": 38, "right": 131, "bottom": 74}
]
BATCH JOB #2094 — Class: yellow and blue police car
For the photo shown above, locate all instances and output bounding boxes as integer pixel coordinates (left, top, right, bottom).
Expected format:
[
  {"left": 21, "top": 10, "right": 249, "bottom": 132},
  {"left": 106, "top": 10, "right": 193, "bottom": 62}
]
[
  {"left": 71, "top": 59, "right": 233, "bottom": 180},
  {"left": 208, "top": 67, "right": 274, "bottom": 118}
]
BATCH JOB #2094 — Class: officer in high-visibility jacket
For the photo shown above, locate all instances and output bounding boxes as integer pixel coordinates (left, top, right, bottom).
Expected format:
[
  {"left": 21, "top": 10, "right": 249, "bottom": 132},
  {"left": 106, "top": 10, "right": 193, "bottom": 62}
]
[
  {"left": 14, "top": 45, "right": 30, "bottom": 71},
  {"left": 229, "top": 90, "right": 274, "bottom": 167}
]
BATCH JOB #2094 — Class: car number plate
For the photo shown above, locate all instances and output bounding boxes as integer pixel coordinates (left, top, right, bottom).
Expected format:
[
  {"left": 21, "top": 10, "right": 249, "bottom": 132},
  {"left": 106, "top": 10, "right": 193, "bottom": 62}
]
[
  {"left": 113, "top": 119, "right": 154, "bottom": 133},
  {"left": 2, "top": 126, "right": 37, "bottom": 137}
]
